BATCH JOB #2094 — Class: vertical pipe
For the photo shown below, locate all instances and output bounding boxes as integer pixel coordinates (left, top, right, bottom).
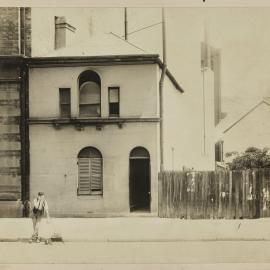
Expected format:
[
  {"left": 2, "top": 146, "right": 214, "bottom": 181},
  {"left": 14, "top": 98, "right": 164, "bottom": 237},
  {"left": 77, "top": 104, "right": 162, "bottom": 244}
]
[
  {"left": 124, "top": 7, "right": 128, "bottom": 40},
  {"left": 19, "top": 7, "right": 26, "bottom": 56},
  {"left": 18, "top": 8, "right": 21, "bottom": 55},
  {"left": 202, "top": 23, "right": 208, "bottom": 156},
  {"left": 20, "top": 64, "right": 28, "bottom": 202},
  {"left": 159, "top": 8, "right": 167, "bottom": 172},
  {"left": 23, "top": 7, "right": 26, "bottom": 56},
  {"left": 172, "top": 147, "right": 174, "bottom": 171},
  {"left": 162, "top": 8, "right": 167, "bottom": 65},
  {"left": 25, "top": 64, "right": 30, "bottom": 201},
  {"left": 202, "top": 67, "right": 206, "bottom": 155}
]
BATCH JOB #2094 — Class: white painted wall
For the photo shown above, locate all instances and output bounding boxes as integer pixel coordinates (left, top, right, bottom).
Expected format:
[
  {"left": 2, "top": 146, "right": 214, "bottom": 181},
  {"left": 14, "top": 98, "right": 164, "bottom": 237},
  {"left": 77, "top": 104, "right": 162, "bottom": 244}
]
[
  {"left": 163, "top": 74, "right": 215, "bottom": 172},
  {"left": 223, "top": 102, "right": 270, "bottom": 156},
  {"left": 162, "top": 13, "right": 215, "bottom": 171},
  {"left": 29, "top": 123, "right": 159, "bottom": 216},
  {"left": 29, "top": 64, "right": 159, "bottom": 119},
  {"left": 29, "top": 63, "right": 160, "bottom": 215}
]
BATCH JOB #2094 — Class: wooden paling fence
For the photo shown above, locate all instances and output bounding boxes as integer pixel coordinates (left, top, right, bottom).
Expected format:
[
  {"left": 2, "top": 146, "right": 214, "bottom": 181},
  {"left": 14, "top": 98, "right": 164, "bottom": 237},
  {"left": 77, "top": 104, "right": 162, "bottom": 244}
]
[{"left": 158, "top": 169, "right": 270, "bottom": 219}]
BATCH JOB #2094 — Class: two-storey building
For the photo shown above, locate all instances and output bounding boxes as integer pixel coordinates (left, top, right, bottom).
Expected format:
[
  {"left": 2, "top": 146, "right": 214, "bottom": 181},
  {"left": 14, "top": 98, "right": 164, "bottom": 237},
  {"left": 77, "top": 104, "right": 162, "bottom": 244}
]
[{"left": 27, "top": 32, "right": 183, "bottom": 215}]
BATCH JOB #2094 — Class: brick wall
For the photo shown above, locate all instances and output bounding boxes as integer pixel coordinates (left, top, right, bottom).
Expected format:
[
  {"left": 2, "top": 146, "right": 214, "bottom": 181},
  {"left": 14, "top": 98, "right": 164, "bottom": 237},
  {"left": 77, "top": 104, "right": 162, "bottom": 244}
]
[
  {"left": 0, "top": 7, "right": 19, "bottom": 55},
  {"left": 24, "top": 8, "right": 31, "bottom": 56},
  {"left": 0, "top": 78, "right": 21, "bottom": 201},
  {"left": 0, "top": 7, "right": 31, "bottom": 56},
  {"left": 0, "top": 7, "right": 31, "bottom": 216}
]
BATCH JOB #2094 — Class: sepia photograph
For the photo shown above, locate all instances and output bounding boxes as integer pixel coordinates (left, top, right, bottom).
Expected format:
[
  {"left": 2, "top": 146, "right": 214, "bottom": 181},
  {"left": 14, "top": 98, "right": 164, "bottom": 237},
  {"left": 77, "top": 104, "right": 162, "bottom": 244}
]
[{"left": 1, "top": 0, "right": 270, "bottom": 269}]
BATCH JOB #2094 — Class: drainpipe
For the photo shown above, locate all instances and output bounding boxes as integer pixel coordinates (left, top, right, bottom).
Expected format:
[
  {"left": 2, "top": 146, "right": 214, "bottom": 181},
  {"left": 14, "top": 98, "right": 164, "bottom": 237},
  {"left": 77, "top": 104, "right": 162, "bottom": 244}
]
[
  {"left": 124, "top": 7, "right": 128, "bottom": 40},
  {"left": 18, "top": 8, "right": 21, "bottom": 55},
  {"left": 17, "top": 7, "right": 27, "bottom": 56},
  {"left": 159, "top": 8, "right": 167, "bottom": 172},
  {"left": 202, "top": 23, "right": 210, "bottom": 156},
  {"left": 19, "top": 7, "right": 26, "bottom": 56}
]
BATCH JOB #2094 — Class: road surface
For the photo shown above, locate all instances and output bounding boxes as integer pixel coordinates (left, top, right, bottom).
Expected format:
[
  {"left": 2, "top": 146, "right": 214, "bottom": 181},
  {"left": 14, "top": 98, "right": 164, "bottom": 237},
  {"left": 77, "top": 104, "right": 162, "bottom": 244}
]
[{"left": 0, "top": 240, "right": 270, "bottom": 264}]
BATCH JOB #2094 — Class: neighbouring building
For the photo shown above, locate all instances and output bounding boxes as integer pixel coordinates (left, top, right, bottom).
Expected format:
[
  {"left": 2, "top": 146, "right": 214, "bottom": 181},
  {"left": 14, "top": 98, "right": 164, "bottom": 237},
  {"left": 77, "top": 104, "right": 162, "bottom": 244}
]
[
  {"left": 216, "top": 97, "right": 270, "bottom": 163},
  {"left": 0, "top": 7, "right": 31, "bottom": 217}
]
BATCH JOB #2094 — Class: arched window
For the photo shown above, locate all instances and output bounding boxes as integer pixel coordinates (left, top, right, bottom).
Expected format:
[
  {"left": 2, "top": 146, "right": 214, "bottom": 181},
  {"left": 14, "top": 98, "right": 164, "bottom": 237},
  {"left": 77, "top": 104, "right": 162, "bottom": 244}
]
[
  {"left": 78, "top": 147, "right": 103, "bottom": 195},
  {"left": 79, "top": 70, "right": 101, "bottom": 117}
]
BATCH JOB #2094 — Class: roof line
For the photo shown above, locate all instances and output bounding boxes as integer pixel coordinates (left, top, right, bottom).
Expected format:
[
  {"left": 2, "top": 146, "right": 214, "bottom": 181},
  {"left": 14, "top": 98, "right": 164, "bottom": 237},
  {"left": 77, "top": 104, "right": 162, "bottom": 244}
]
[
  {"left": 223, "top": 100, "right": 269, "bottom": 133},
  {"left": 27, "top": 54, "right": 184, "bottom": 93},
  {"left": 28, "top": 54, "right": 159, "bottom": 62},
  {"left": 165, "top": 68, "right": 184, "bottom": 93},
  {"left": 156, "top": 58, "right": 184, "bottom": 93},
  {"left": 264, "top": 98, "right": 270, "bottom": 106}
]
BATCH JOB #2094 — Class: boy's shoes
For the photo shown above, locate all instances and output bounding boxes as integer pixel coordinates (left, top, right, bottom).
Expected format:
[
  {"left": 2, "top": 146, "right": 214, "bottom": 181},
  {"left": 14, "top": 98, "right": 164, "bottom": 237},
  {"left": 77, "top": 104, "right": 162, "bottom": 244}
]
[{"left": 31, "top": 234, "right": 41, "bottom": 243}]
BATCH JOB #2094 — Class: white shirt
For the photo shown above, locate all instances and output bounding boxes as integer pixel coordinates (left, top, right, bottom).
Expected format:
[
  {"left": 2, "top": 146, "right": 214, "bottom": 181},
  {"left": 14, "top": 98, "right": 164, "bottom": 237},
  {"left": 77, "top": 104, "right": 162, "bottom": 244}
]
[{"left": 33, "top": 197, "right": 49, "bottom": 214}]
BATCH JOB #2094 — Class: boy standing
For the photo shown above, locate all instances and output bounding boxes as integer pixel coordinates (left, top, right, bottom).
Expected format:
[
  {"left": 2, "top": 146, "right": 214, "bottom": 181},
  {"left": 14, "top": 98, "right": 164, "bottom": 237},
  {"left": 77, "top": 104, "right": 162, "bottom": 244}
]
[{"left": 31, "top": 192, "right": 50, "bottom": 242}]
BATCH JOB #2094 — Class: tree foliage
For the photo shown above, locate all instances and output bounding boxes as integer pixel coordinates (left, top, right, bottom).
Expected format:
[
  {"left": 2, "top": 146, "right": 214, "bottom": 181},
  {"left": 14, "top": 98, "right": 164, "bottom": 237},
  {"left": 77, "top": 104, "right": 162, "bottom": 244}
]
[{"left": 228, "top": 147, "right": 270, "bottom": 170}]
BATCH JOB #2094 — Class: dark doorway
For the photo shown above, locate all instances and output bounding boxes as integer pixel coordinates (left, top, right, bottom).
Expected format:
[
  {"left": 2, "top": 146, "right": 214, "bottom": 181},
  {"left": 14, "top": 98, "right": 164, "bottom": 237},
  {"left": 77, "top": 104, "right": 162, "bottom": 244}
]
[{"left": 129, "top": 147, "right": 150, "bottom": 212}]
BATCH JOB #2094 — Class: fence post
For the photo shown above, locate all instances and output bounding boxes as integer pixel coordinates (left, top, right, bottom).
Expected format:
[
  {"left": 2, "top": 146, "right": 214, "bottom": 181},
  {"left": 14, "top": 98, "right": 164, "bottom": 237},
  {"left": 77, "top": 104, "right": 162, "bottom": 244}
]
[
  {"left": 228, "top": 170, "right": 232, "bottom": 218},
  {"left": 158, "top": 172, "right": 162, "bottom": 217}
]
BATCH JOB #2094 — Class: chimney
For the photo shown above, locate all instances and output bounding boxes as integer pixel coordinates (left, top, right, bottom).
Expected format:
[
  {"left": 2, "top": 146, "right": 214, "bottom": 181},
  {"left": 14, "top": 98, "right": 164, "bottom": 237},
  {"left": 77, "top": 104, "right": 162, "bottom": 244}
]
[{"left": 54, "top": 16, "right": 76, "bottom": 50}]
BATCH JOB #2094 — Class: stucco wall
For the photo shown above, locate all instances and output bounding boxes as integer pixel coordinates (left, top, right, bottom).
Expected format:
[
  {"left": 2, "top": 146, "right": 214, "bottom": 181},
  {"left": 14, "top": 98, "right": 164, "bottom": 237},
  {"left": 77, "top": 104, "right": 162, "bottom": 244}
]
[
  {"left": 29, "top": 64, "right": 159, "bottom": 119},
  {"left": 29, "top": 123, "right": 159, "bottom": 216},
  {"left": 163, "top": 70, "right": 215, "bottom": 171},
  {"left": 29, "top": 63, "right": 160, "bottom": 215},
  {"left": 161, "top": 11, "right": 215, "bottom": 171},
  {"left": 223, "top": 102, "right": 270, "bottom": 156}
]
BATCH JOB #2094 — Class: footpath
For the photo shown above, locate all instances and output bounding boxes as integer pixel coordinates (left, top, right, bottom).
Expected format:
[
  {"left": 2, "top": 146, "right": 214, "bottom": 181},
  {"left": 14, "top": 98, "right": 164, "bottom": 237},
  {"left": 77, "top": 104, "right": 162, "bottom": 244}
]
[{"left": 0, "top": 217, "right": 270, "bottom": 242}]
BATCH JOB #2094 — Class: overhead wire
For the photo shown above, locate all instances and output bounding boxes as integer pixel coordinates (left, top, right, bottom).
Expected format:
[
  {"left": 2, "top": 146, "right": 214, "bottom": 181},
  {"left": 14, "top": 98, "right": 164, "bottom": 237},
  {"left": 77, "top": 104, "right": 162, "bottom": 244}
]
[
  {"left": 109, "top": 32, "right": 147, "bottom": 53},
  {"left": 122, "top": 22, "right": 162, "bottom": 37}
]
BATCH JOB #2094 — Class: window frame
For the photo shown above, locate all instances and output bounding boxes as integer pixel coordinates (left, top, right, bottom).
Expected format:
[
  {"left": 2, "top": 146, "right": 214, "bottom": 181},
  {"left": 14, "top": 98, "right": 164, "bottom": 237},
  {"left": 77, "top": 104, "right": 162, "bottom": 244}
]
[
  {"left": 78, "top": 71, "right": 102, "bottom": 118},
  {"left": 59, "top": 88, "right": 71, "bottom": 118},
  {"left": 77, "top": 147, "right": 103, "bottom": 196},
  {"left": 215, "top": 141, "right": 224, "bottom": 162},
  {"left": 108, "top": 86, "right": 120, "bottom": 117}
]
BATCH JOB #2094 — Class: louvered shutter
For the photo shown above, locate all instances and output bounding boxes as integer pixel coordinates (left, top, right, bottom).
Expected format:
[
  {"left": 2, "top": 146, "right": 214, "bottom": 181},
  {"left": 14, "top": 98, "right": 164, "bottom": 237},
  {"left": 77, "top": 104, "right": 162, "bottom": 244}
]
[
  {"left": 90, "top": 158, "right": 102, "bottom": 194},
  {"left": 78, "top": 158, "right": 91, "bottom": 195}
]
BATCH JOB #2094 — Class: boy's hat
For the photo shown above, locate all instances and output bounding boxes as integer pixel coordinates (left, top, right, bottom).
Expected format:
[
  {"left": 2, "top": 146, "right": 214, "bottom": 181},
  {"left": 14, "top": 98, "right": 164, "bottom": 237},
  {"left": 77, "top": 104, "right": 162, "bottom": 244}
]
[{"left": 38, "top": 192, "right": 44, "bottom": 196}]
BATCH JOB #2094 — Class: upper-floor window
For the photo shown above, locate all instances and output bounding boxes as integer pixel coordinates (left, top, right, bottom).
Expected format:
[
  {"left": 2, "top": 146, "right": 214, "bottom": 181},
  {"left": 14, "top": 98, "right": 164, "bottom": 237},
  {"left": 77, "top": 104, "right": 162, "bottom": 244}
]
[
  {"left": 59, "top": 88, "right": 71, "bottom": 118},
  {"left": 108, "top": 87, "right": 120, "bottom": 117},
  {"left": 79, "top": 70, "right": 101, "bottom": 117}
]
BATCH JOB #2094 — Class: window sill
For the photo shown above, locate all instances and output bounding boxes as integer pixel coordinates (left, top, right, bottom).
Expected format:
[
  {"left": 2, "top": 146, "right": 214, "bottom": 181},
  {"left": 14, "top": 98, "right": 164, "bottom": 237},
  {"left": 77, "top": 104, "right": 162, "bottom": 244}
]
[{"left": 77, "top": 194, "right": 103, "bottom": 200}]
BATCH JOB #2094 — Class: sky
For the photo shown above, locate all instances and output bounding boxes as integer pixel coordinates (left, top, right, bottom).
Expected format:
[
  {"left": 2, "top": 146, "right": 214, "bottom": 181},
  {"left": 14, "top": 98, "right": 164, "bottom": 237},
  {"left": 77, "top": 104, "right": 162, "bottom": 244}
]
[
  {"left": 88, "top": 8, "right": 270, "bottom": 109},
  {"left": 201, "top": 8, "right": 270, "bottom": 115},
  {"left": 128, "top": 8, "right": 270, "bottom": 117}
]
